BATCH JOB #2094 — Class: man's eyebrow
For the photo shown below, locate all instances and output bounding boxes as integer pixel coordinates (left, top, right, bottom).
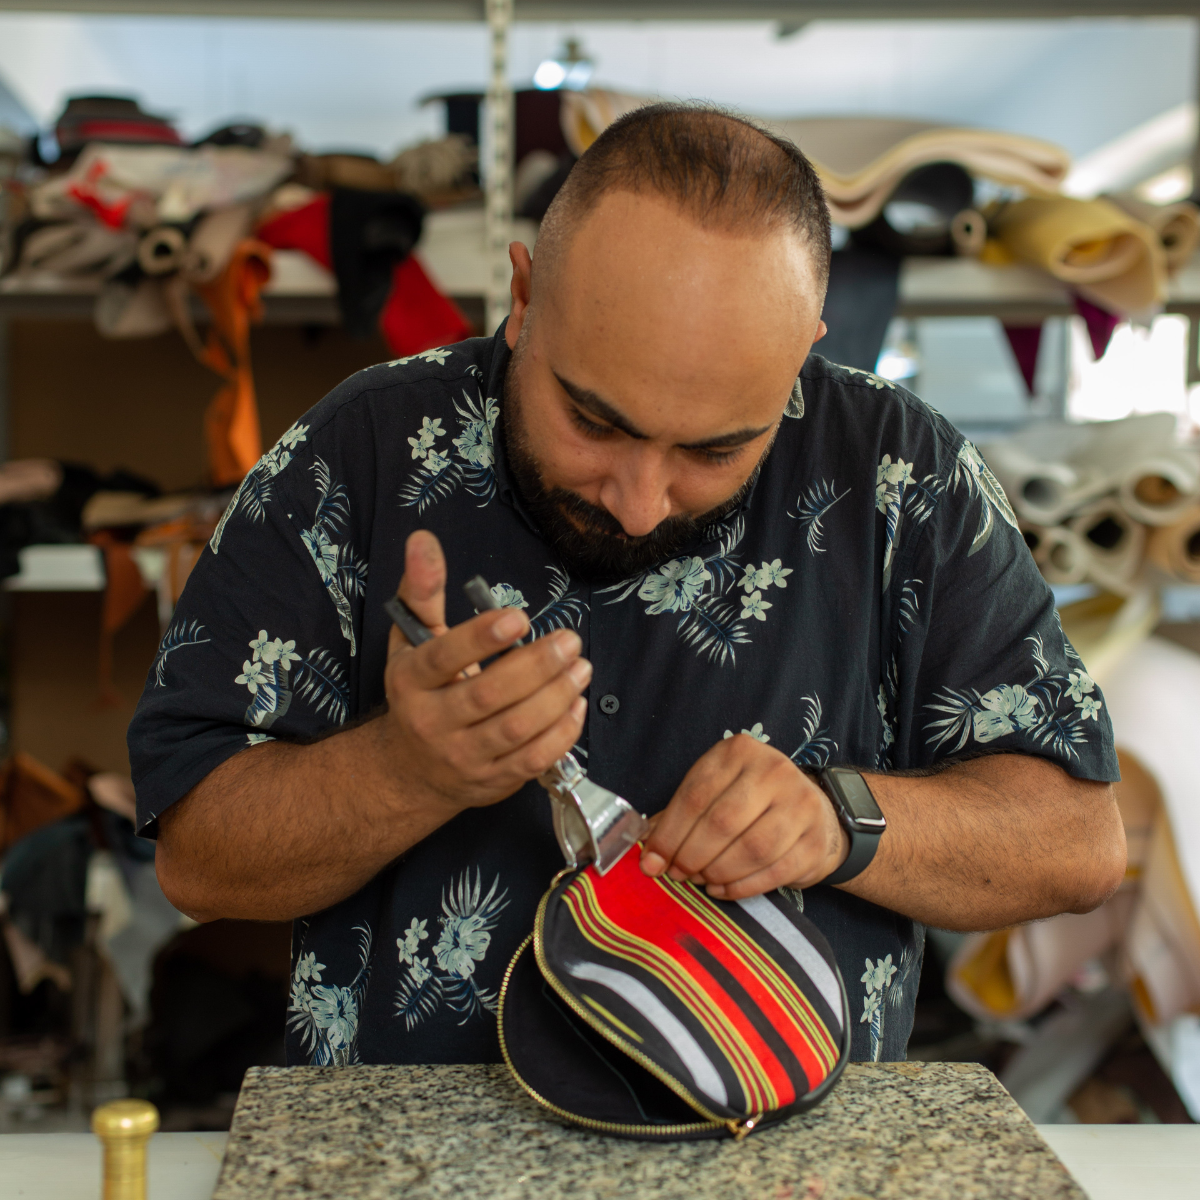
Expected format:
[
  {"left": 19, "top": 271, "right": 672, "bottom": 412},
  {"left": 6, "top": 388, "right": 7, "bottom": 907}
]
[
  {"left": 555, "top": 374, "right": 648, "bottom": 439},
  {"left": 554, "top": 372, "right": 773, "bottom": 451}
]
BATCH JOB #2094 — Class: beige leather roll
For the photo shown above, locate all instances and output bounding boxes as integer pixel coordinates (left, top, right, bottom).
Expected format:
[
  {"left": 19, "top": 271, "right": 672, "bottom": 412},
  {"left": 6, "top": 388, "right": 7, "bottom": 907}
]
[
  {"left": 990, "top": 196, "right": 1167, "bottom": 315},
  {"left": 1066, "top": 496, "right": 1146, "bottom": 594},
  {"left": 1118, "top": 451, "right": 1200, "bottom": 526},
  {"left": 1145, "top": 504, "right": 1200, "bottom": 582},
  {"left": 1021, "top": 521, "right": 1089, "bottom": 585},
  {"left": 1106, "top": 192, "right": 1200, "bottom": 273}
]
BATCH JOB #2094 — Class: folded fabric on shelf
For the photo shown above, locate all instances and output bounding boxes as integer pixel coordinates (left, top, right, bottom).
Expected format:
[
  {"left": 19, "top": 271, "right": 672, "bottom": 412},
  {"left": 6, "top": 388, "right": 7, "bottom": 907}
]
[
  {"left": 0, "top": 752, "right": 85, "bottom": 855},
  {"left": 989, "top": 196, "right": 1167, "bottom": 316}
]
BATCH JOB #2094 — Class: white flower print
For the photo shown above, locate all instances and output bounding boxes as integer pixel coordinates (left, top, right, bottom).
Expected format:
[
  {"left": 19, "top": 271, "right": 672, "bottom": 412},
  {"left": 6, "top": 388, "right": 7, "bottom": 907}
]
[
  {"left": 397, "top": 918, "right": 429, "bottom": 965},
  {"left": 1066, "top": 670, "right": 1095, "bottom": 702},
  {"left": 425, "top": 448, "right": 451, "bottom": 474},
  {"left": 876, "top": 455, "right": 915, "bottom": 511},
  {"left": 453, "top": 403, "right": 496, "bottom": 469},
  {"left": 407, "top": 416, "right": 445, "bottom": 460},
  {"left": 288, "top": 924, "right": 372, "bottom": 1067},
  {"left": 297, "top": 952, "right": 324, "bottom": 983},
  {"left": 973, "top": 684, "right": 1039, "bottom": 743},
  {"left": 740, "top": 589, "right": 772, "bottom": 621},
  {"left": 236, "top": 659, "right": 270, "bottom": 694},
  {"left": 738, "top": 563, "right": 761, "bottom": 593},
  {"left": 724, "top": 723, "right": 770, "bottom": 743},
  {"left": 235, "top": 629, "right": 350, "bottom": 730},
  {"left": 399, "top": 390, "right": 500, "bottom": 513},
  {"left": 246, "top": 732, "right": 275, "bottom": 746},
  {"left": 638, "top": 556, "right": 711, "bottom": 616},
  {"left": 758, "top": 559, "right": 793, "bottom": 588},
  {"left": 842, "top": 365, "right": 896, "bottom": 391},
  {"left": 1079, "top": 695, "right": 1103, "bottom": 720},
  {"left": 489, "top": 583, "right": 528, "bottom": 610},
  {"left": 393, "top": 869, "right": 510, "bottom": 1030},
  {"left": 389, "top": 346, "right": 454, "bottom": 367}
]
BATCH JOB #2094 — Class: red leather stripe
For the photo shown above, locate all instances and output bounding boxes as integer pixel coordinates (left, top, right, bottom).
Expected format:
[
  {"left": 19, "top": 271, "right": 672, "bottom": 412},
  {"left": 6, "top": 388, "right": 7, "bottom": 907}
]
[{"left": 587, "top": 856, "right": 826, "bottom": 1101}]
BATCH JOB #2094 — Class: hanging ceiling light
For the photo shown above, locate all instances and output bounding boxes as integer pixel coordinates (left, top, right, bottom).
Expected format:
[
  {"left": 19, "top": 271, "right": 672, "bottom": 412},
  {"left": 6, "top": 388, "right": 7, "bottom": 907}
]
[{"left": 533, "top": 38, "right": 594, "bottom": 91}]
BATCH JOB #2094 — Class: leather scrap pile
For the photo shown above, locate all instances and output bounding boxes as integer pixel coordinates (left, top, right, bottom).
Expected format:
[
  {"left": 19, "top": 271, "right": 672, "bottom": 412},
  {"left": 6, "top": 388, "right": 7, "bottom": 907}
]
[{"left": 0, "top": 95, "right": 479, "bottom": 487}]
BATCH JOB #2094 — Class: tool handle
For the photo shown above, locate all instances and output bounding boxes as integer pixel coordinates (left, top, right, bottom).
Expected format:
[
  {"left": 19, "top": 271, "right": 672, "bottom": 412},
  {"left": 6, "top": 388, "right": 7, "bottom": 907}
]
[{"left": 384, "top": 595, "right": 435, "bottom": 646}]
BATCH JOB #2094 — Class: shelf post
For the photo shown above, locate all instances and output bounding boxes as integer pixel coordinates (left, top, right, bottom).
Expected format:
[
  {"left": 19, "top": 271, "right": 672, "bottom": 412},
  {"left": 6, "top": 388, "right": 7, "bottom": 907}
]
[{"left": 485, "top": 0, "right": 515, "bottom": 336}]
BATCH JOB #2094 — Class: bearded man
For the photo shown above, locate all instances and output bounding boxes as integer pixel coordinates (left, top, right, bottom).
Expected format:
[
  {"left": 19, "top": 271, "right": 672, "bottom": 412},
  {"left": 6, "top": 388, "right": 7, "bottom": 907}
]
[{"left": 130, "top": 105, "right": 1124, "bottom": 1067}]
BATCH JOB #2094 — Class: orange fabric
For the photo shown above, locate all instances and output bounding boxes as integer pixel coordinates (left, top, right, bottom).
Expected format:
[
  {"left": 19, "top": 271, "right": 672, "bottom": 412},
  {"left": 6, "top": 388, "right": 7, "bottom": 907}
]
[
  {"left": 136, "top": 513, "right": 218, "bottom": 606},
  {"left": 0, "top": 753, "right": 85, "bottom": 853},
  {"left": 88, "top": 530, "right": 151, "bottom": 706},
  {"left": 192, "top": 239, "right": 271, "bottom": 487}
]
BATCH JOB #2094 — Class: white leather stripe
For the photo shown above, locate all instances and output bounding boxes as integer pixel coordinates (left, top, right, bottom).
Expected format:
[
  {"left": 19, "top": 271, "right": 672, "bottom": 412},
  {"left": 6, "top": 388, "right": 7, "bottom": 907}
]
[
  {"left": 736, "top": 894, "right": 844, "bottom": 1031},
  {"left": 564, "top": 960, "right": 729, "bottom": 1108}
]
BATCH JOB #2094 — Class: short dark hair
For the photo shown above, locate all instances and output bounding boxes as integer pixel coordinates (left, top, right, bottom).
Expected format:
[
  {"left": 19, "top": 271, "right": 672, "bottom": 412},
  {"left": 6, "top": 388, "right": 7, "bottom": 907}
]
[{"left": 538, "top": 102, "right": 831, "bottom": 291}]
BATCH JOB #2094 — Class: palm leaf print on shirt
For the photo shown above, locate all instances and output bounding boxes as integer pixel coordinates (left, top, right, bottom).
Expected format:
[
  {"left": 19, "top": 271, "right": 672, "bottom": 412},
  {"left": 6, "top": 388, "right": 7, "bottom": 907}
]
[
  {"left": 790, "top": 480, "right": 849, "bottom": 555},
  {"left": 954, "top": 441, "right": 1020, "bottom": 556},
  {"left": 399, "top": 389, "right": 500, "bottom": 513},
  {"left": 153, "top": 618, "right": 210, "bottom": 686},
  {"left": 234, "top": 630, "right": 349, "bottom": 729},
  {"left": 210, "top": 421, "right": 309, "bottom": 553},
  {"left": 288, "top": 923, "right": 373, "bottom": 1066},
  {"left": 301, "top": 458, "right": 367, "bottom": 656}
]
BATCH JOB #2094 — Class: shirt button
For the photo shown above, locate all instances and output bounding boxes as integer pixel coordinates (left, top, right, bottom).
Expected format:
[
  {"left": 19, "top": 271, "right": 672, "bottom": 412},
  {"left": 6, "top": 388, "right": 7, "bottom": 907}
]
[{"left": 598, "top": 693, "right": 620, "bottom": 715}]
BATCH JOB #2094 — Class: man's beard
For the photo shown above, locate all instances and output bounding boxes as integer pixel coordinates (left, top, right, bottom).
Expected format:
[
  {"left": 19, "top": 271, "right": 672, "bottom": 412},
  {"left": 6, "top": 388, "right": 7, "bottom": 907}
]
[{"left": 502, "top": 359, "right": 772, "bottom": 583}]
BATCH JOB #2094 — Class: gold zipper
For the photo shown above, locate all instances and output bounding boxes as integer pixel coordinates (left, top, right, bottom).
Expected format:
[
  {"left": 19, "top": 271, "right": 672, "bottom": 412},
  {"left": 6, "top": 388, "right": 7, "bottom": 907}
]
[
  {"left": 499, "top": 935, "right": 720, "bottom": 1139},
  {"left": 502, "top": 878, "right": 764, "bottom": 1139}
]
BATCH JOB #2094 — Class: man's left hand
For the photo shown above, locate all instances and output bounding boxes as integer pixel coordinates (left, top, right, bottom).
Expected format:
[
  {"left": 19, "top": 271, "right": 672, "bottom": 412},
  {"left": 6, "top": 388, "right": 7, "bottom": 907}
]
[{"left": 639, "top": 734, "right": 851, "bottom": 900}]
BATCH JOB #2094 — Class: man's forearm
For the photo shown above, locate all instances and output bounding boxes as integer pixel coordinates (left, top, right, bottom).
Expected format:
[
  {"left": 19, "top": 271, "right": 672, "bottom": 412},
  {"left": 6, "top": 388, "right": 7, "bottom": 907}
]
[
  {"left": 155, "top": 717, "right": 457, "bottom": 923},
  {"left": 847, "top": 753, "right": 1126, "bottom": 932}
]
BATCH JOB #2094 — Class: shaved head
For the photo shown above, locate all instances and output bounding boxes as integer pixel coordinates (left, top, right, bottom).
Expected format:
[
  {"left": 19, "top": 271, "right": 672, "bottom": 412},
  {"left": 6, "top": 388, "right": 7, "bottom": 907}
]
[{"left": 533, "top": 103, "right": 831, "bottom": 304}]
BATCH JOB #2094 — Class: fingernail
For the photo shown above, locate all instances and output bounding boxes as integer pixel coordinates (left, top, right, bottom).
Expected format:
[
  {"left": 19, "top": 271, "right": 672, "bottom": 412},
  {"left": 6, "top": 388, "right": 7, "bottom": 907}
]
[
  {"left": 553, "top": 630, "right": 582, "bottom": 660},
  {"left": 641, "top": 852, "right": 666, "bottom": 876},
  {"left": 493, "top": 611, "right": 527, "bottom": 641},
  {"left": 706, "top": 884, "right": 727, "bottom": 898},
  {"left": 568, "top": 658, "right": 592, "bottom": 688}
]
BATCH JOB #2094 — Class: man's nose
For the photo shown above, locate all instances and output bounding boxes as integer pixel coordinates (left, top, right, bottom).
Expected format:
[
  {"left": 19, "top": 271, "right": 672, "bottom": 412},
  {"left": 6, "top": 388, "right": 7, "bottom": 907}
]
[{"left": 598, "top": 451, "right": 672, "bottom": 538}]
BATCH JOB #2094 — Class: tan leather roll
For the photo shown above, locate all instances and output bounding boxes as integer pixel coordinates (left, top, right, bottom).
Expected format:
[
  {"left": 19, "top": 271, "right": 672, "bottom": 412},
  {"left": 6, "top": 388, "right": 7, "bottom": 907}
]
[
  {"left": 990, "top": 196, "right": 1167, "bottom": 314},
  {"left": 1146, "top": 504, "right": 1200, "bottom": 583},
  {"left": 1106, "top": 192, "right": 1200, "bottom": 273}
]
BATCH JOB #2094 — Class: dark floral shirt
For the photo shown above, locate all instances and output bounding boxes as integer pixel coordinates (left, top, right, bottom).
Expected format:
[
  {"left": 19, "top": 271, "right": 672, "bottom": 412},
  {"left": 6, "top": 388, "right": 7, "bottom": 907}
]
[{"left": 129, "top": 326, "right": 1119, "bottom": 1067}]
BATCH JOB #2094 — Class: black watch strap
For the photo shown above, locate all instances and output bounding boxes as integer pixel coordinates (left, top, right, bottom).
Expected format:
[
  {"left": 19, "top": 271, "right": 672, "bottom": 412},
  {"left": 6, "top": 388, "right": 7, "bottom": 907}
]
[{"left": 818, "top": 767, "right": 885, "bottom": 886}]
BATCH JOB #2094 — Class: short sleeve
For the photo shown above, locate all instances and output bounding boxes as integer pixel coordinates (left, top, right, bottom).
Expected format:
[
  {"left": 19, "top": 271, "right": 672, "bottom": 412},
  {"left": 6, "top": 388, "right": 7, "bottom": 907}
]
[
  {"left": 888, "top": 440, "right": 1120, "bottom": 781},
  {"left": 128, "top": 421, "right": 362, "bottom": 834}
]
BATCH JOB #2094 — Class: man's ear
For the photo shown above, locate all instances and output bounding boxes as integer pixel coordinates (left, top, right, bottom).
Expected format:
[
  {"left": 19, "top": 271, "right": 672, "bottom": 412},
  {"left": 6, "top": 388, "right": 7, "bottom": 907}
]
[
  {"left": 506, "top": 241, "right": 533, "bottom": 350},
  {"left": 812, "top": 319, "right": 828, "bottom": 345}
]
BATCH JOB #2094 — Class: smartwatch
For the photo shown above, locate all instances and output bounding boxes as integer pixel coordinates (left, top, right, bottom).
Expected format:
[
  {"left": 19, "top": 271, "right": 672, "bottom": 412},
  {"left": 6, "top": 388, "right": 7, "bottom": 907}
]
[{"left": 817, "top": 767, "right": 887, "bottom": 886}]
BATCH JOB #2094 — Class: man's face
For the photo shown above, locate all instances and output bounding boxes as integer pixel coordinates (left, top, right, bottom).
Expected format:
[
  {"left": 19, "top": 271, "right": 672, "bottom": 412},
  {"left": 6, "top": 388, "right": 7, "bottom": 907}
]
[{"left": 503, "top": 190, "right": 826, "bottom": 581}]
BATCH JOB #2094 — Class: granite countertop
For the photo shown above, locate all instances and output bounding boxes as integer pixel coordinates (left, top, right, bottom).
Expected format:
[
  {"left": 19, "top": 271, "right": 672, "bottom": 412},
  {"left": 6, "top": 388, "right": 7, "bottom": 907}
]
[{"left": 212, "top": 1061, "right": 1086, "bottom": 1200}]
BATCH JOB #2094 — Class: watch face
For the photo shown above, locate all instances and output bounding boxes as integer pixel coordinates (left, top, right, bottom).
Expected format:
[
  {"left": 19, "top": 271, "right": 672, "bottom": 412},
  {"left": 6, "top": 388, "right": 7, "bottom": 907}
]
[{"left": 827, "top": 768, "right": 886, "bottom": 829}]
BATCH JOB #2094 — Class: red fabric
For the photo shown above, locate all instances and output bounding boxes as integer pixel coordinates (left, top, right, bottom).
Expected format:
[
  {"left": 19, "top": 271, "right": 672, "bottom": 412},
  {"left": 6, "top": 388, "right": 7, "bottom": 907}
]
[
  {"left": 1003, "top": 324, "right": 1043, "bottom": 395},
  {"left": 258, "top": 196, "right": 470, "bottom": 357},
  {"left": 1074, "top": 293, "right": 1122, "bottom": 361},
  {"left": 378, "top": 254, "right": 472, "bottom": 358},
  {"left": 257, "top": 194, "right": 333, "bottom": 268},
  {"left": 64, "top": 119, "right": 183, "bottom": 146},
  {"left": 586, "top": 851, "right": 833, "bottom": 1100}
]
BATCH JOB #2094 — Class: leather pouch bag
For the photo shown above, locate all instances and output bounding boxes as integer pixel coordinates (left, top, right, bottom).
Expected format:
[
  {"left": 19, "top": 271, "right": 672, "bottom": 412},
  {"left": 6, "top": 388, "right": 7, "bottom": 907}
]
[{"left": 499, "top": 848, "right": 850, "bottom": 1141}]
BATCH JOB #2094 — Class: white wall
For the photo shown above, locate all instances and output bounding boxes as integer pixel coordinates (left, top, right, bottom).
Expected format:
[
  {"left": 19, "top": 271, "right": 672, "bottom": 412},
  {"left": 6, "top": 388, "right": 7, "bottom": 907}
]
[{"left": 0, "top": 14, "right": 1194, "bottom": 160}]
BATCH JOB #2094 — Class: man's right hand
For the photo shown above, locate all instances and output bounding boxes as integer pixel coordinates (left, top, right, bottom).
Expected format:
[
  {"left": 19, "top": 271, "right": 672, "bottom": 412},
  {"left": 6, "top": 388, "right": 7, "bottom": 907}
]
[{"left": 382, "top": 529, "right": 591, "bottom": 811}]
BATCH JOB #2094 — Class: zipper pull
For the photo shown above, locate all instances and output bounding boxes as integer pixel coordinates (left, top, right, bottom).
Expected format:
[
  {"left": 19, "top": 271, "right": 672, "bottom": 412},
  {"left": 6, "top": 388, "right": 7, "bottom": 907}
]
[{"left": 731, "top": 1115, "right": 760, "bottom": 1140}]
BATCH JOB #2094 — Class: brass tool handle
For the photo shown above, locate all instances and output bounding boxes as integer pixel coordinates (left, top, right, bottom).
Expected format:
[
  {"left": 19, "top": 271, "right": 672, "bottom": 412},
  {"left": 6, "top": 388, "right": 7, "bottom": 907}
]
[{"left": 92, "top": 1099, "right": 159, "bottom": 1200}]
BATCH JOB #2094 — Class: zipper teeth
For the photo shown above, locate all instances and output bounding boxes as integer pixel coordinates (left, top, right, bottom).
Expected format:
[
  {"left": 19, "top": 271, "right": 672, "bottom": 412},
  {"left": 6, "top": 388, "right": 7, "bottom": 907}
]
[
  {"left": 530, "top": 883, "right": 741, "bottom": 1131},
  {"left": 498, "top": 933, "right": 718, "bottom": 1138}
]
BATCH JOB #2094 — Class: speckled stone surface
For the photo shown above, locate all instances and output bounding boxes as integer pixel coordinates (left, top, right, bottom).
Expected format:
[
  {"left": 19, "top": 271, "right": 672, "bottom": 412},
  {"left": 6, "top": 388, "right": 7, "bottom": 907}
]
[{"left": 212, "top": 1061, "right": 1086, "bottom": 1200}]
